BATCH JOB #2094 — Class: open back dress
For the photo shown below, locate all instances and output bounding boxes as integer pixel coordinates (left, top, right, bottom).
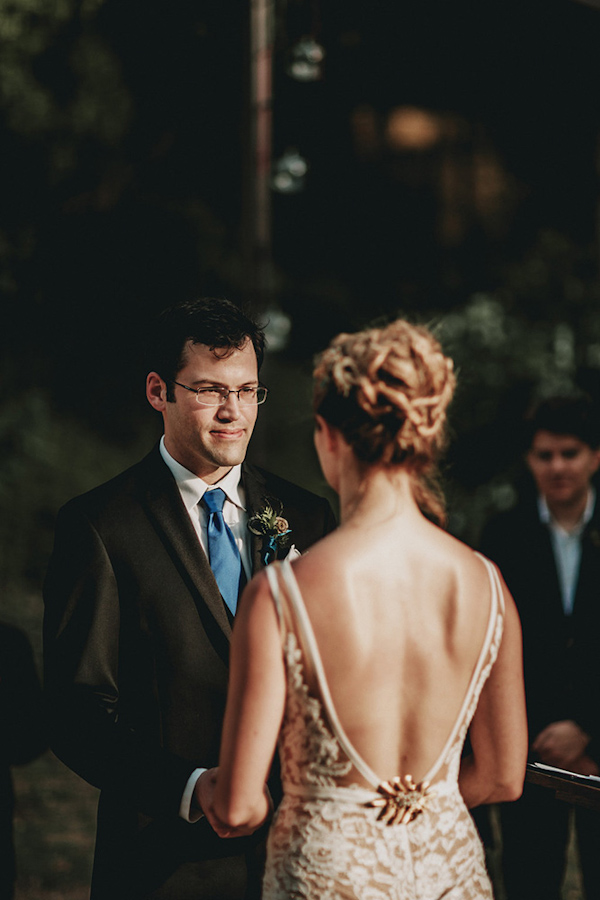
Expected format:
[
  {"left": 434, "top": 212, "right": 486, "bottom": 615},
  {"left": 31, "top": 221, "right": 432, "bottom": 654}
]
[{"left": 262, "top": 555, "right": 504, "bottom": 900}]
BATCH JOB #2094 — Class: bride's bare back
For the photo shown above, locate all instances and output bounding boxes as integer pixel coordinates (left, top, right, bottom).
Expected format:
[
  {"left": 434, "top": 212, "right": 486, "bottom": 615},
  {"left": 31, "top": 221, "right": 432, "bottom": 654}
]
[{"left": 289, "top": 500, "right": 498, "bottom": 789}]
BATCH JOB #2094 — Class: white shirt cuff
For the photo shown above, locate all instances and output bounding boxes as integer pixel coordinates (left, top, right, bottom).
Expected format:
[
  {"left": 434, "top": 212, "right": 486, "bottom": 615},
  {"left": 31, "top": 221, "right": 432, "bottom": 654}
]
[{"left": 179, "top": 767, "right": 207, "bottom": 822}]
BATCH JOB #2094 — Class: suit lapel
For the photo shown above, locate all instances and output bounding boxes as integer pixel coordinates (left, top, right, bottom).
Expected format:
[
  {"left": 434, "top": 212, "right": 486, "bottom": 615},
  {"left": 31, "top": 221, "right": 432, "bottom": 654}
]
[
  {"left": 138, "top": 449, "right": 233, "bottom": 649},
  {"left": 522, "top": 508, "right": 563, "bottom": 620},
  {"left": 538, "top": 525, "right": 562, "bottom": 601},
  {"left": 242, "top": 462, "right": 279, "bottom": 574},
  {"left": 136, "top": 453, "right": 288, "bottom": 645}
]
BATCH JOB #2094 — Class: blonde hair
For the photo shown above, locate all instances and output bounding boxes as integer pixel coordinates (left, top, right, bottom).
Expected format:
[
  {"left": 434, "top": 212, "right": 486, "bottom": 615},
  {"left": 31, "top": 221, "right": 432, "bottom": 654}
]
[{"left": 313, "top": 320, "right": 456, "bottom": 524}]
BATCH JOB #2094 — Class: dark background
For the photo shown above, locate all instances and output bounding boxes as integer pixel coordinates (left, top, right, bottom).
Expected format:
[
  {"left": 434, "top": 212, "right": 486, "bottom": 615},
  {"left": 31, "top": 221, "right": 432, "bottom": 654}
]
[{"left": 1, "top": 0, "right": 599, "bottom": 895}]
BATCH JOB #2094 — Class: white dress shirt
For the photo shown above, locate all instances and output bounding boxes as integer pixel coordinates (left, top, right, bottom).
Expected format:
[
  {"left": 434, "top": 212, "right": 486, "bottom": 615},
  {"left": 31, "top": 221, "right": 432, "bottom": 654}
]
[
  {"left": 538, "top": 487, "right": 596, "bottom": 617},
  {"left": 159, "top": 436, "right": 252, "bottom": 580},
  {"left": 159, "top": 437, "right": 252, "bottom": 821}
]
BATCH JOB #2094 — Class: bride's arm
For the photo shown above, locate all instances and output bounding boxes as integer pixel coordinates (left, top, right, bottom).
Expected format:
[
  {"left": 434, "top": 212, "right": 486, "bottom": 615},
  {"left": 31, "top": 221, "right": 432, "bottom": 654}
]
[
  {"left": 459, "top": 579, "right": 528, "bottom": 808},
  {"left": 198, "top": 571, "right": 286, "bottom": 837}
]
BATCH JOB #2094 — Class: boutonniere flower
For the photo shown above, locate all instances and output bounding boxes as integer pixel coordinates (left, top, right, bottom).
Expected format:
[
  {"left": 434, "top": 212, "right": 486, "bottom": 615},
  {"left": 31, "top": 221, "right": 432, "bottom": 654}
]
[{"left": 248, "top": 499, "right": 292, "bottom": 565}]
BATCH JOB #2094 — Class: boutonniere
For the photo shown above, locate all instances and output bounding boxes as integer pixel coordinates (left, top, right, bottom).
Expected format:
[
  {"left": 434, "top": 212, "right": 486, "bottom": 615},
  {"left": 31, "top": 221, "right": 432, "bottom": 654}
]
[{"left": 248, "top": 499, "right": 292, "bottom": 565}]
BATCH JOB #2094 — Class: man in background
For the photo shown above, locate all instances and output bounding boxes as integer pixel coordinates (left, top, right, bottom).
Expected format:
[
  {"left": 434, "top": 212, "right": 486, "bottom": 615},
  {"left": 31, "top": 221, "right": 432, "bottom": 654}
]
[
  {"left": 43, "top": 297, "right": 336, "bottom": 900},
  {"left": 480, "top": 394, "right": 600, "bottom": 900}
]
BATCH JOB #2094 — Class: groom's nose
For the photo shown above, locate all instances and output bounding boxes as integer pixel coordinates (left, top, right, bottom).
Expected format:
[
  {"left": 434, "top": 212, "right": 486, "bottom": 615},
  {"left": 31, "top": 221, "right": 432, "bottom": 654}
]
[{"left": 216, "top": 393, "right": 242, "bottom": 420}]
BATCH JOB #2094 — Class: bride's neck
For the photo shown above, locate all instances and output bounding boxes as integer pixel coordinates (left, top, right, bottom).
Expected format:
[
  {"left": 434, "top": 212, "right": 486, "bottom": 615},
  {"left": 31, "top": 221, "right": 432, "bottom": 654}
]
[{"left": 339, "top": 464, "right": 419, "bottom": 527}]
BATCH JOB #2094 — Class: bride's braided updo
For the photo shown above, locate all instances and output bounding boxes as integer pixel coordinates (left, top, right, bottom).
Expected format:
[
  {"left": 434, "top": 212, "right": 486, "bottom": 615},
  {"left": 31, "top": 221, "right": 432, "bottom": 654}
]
[{"left": 313, "top": 320, "right": 456, "bottom": 525}]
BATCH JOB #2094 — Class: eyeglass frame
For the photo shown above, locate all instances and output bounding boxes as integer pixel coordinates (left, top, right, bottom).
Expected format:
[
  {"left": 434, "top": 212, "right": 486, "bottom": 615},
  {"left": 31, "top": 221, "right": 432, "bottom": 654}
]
[{"left": 171, "top": 380, "right": 268, "bottom": 407}]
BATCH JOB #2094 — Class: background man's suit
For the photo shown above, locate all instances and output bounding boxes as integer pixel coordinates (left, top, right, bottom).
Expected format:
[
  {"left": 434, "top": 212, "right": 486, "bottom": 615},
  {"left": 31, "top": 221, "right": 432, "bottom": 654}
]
[
  {"left": 43, "top": 445, "right": 336, "bottom": 900},
  {"left": 480, "top": 492, "right": 600, "bottom": 900}
]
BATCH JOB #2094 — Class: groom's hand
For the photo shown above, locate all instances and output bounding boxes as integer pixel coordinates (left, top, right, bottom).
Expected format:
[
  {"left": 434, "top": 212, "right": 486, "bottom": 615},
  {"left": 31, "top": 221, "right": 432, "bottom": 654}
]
[
  {"left": 194, "top": 768, "right": 232, "bottom": 837},
  {"left": 193, "top": 767, "right": 216, "bottom": 820}
]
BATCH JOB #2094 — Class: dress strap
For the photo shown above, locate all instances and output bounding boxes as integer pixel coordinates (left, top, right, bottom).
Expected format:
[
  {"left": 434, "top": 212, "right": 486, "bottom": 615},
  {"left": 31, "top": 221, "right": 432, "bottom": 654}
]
[
  {"left": 265, "top": 563, "right": 286, "bottom": 635},
  {"left": 276, "top": 559, "right": 382, "bottom": 789},
  {"left": 423, "top": 552, "right": 502, "bottom": 783}
]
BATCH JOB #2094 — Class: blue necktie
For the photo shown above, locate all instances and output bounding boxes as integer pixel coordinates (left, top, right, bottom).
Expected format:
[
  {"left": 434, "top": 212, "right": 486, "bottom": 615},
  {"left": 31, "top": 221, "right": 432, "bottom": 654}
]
[{"left": 202, "top": 488, "right": 242, "bottom": 615}]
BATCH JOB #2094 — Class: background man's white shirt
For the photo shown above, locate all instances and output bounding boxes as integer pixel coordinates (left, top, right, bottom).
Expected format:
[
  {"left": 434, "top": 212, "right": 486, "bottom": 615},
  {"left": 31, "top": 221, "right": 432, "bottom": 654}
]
[{"left": 538, "top": 487, "right": 596, "bottom": 617}]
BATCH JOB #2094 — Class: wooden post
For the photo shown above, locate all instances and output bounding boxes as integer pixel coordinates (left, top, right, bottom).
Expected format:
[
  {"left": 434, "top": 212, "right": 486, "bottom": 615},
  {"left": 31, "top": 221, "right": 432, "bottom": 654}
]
[{"left": 244, "top": 0, "right": 274, "bottom": 311}]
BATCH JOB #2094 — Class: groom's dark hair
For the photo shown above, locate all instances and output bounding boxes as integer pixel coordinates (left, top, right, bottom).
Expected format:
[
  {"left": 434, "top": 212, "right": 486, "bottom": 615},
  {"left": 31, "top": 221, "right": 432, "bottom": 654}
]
[{"left": 147, "top": 297, "right": 266, "bottom": 402}]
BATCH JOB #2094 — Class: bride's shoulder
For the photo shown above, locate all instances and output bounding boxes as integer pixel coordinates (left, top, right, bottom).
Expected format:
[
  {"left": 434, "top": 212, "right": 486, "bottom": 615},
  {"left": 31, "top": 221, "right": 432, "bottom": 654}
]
[
  {"left": 427, "top": 528, "right": 495, "bottom": 591},
  {"left": 288, "top": 538, "right": 347, "bottom": 591}
]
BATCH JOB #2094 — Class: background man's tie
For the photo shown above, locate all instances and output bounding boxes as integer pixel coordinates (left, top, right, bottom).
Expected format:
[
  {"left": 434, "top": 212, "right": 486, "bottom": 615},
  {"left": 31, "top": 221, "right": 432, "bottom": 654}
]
[{"left": 202, "top": 488, "right": 242, "bottom": 615}]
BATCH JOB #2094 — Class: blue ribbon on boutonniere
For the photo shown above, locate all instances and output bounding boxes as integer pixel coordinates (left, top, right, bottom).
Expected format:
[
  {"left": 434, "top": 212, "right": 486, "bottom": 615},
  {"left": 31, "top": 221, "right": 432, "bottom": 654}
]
[{"left": 248, "top": 499, "right": 292, "bottom": 565}]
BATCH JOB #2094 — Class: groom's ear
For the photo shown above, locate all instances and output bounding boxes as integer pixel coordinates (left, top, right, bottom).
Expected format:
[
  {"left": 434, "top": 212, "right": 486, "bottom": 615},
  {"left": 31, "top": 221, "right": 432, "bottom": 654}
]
[{"left": 146, "top": 372, "right": 168, "bottom": 411}]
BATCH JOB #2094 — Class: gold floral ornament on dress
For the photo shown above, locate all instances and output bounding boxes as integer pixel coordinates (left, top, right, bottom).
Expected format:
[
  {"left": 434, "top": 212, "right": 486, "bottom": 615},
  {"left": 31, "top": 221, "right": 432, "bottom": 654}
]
[
  {"left": 367, "top": 775, "right": 435, "bottom": 825},
  {"left": 248, "top": 499, "right": 292, "bottom": 565}
]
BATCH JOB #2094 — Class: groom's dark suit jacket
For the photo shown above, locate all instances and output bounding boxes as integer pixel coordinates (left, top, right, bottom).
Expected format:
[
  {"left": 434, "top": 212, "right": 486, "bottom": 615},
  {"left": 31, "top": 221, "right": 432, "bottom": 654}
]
[
  {"left": 43, "top": 446, "right": 336, "bottom": 900},
  {"left": 480, "top": 493, "right": 600, "bottom": 755}
]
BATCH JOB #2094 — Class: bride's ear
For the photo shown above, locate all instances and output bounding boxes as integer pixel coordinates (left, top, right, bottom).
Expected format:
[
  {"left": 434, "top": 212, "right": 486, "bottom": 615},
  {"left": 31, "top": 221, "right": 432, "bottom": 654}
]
[
  {"left": 314, "top": 415, "right": 339, "bottom": 453},
  {"left": 314, "top": 415, "right": 343, "bottom": 493}
]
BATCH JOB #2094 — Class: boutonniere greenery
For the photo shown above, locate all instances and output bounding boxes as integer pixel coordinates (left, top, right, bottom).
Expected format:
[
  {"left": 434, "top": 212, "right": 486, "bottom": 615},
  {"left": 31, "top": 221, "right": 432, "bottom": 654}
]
[{"left": 248, "top": 499, "right": 292, "bottom": 565}]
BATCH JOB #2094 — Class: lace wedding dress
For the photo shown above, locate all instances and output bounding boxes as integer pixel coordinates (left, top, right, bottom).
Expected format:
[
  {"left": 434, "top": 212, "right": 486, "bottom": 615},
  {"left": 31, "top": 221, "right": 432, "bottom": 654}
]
[{"left": 262, "top": 556, "right": 504, "bottom": 900}]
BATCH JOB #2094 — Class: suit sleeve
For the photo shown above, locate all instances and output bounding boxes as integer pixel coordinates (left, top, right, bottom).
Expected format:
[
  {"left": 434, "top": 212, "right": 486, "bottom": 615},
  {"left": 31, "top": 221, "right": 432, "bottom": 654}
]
[
  {"left": 570, "top": 604, "right": 600, "bottom": 762},
  {"left": 43, "top": 503, "right": 194, "bottom": 819}
]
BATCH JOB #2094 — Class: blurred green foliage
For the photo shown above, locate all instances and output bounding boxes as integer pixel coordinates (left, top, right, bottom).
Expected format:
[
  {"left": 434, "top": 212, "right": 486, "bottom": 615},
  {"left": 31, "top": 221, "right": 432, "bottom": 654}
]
[
  {"left": 0, "top": 390, "right": 152, "bottom": 595},
  {"left": 0, "top": 0, "right": 126, "bottom": 148},
  {"left": 437, "top": 230, "right": 600, "bottom": 542}
]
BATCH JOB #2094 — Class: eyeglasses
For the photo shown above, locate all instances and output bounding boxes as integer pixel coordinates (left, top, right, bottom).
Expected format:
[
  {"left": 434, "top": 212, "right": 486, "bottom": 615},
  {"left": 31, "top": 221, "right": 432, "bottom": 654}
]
[{"left": 172, "top": 381, "right": 268, "bottom": 406}]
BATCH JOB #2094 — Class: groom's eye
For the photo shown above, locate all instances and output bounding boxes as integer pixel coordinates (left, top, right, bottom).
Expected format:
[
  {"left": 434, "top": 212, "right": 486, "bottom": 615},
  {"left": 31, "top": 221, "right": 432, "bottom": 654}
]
[{"left": 198, "top": 388, "right": 224, "bottom": 401}]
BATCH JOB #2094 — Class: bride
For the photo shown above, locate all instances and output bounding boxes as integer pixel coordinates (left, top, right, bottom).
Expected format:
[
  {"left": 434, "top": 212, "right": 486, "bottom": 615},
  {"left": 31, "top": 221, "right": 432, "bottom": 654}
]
[{"left": 201, "top": 319, "right": 527, "bottom": 899}]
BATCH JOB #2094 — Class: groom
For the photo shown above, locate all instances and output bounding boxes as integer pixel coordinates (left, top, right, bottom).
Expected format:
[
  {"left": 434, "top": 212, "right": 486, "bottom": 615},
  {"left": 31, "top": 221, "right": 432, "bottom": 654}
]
[{"left": 43, "top": 297, "right": 336, "bottom": 900}]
